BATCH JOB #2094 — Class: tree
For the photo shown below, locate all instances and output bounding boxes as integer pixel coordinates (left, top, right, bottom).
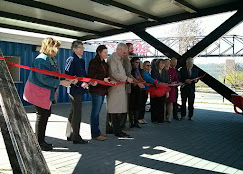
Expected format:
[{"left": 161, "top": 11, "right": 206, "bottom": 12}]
[
  {"left": 216, "top": 59, "right": 243, "bottom": 89},
  {"left": 174, "top": 19, "right": 204, "bottom": 55},
  {"left": 223, "top": 72, "right": 243, "bottom": 89}
]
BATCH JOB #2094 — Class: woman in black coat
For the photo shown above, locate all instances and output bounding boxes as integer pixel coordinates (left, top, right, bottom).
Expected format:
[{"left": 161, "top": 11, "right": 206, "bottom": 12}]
[
  {"left": 150, "top": 59, "right": 169, "bottom": 124},
  {"left": 129, "top": 57, "right": 145, "bottom": 128}
]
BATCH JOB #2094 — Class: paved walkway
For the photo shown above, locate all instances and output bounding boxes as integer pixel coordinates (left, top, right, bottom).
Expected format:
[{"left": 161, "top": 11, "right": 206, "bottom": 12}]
[{"left": 0, "top": 102, "right": 243, "bottom": 174}]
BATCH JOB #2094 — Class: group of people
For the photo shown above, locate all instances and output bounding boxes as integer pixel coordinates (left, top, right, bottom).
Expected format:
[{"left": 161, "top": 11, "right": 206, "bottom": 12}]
[
  {"left": 24, "top": 37, "right": 198, "bottom": 151},
  {"left": 143, "top": 57, "right": 199, "bottom": 125}
]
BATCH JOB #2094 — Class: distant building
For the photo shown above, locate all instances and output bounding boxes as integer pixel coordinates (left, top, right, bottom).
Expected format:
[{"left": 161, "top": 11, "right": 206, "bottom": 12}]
[{"left": 225, "top": 59, "right": 235, "bottom": 74}]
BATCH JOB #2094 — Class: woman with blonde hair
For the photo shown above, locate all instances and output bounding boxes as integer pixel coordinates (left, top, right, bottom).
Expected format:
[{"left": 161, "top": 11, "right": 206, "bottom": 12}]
[{"left": 24, "top": 37, "right": 75, "bottom": 151}]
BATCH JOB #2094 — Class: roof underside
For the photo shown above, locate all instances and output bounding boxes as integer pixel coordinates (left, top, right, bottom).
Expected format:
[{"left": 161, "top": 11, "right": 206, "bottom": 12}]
[{"left": 0, "top": 0, "right": 242, "bottom": 41}]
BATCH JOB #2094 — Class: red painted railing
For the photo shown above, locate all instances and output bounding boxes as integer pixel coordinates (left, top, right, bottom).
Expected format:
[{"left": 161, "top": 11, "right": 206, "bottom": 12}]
[{"left": 231, "top": 94, "right": 243, "bottom": 115}]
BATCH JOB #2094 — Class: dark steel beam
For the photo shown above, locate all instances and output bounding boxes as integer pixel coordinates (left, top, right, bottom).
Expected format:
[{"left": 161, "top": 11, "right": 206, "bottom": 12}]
[
  {"left": 4, "top": 0, "right": 126, "bottom": 29},
  {"left": 129, "top": 1, "right": 242, "bottom": 31},
  {"left": 79, "top": 28, "right": 128, "bottom": 41},
  {"left": 0, "top": 23, "right": 84, "bottom": 40},
  {"left": 197, "top": 70, "right": 237, "bottom": 103},
  {"left": 133, "top": 30, "right": 181, "bottom": 59},
  {"left": 129, "top": 55, "right": 243, "bottom": 59},
  {"left": 179, "top": 9, "right": 243, "bottom": 67},
  {"left": 79, "top": 1, "right": 242, "bottom": 41},
  {"left": 0, "top": 11, "right": 102, "bottom": 36},
  {"left": 132, "top": 30, "right": 238, "bottom": 102},
  {"left": 81, "top": 35, "right": 107, "bottom": 41},
  {"left": 92, "top": 0, "right": 160, "bottom": 22}
]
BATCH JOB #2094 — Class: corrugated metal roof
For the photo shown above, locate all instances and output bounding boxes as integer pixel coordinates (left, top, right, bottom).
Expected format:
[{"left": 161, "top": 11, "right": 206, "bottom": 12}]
[{"left": 0, "top": 0, "right": 241, "bottom": 41}]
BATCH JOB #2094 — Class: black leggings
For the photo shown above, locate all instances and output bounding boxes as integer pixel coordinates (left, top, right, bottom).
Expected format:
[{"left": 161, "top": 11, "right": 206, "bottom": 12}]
[
  {"left": 139, "top": 90, "right": 148, "bottom": 120},
  {"left": 35, "top": 106, "right": 51, "bottom": 143},
  {"left": 150, "top": 96, "right": 165, "bottom": 123}
]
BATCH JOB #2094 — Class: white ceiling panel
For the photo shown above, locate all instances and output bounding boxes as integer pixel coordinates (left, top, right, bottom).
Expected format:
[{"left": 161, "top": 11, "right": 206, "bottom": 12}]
[
  {"left": 113, "top": 0, "right": 185, "bottom": 18},
  {"left": 0, "top": 17, "right": 90, "bottom": 37},
  {"left": 0, "top": 0, "right": 114, "bottom": 31},
  {"left": 186, "top": 0, "right": 238, "bottom": 9},
  {"left": 34, "top": 0, "right": 146, "bottom": 25}
]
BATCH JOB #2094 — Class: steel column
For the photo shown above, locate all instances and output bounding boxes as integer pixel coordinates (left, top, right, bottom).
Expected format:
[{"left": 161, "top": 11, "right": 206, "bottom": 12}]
[
  {"left": 180, "top": 9, "right": 243, "bottom": 67},
  {"left": 133, "top": 30, "right": 181, "bottom": 59},
  {"left": 132, "top": 9, "right": 243, "bottom": 102}
]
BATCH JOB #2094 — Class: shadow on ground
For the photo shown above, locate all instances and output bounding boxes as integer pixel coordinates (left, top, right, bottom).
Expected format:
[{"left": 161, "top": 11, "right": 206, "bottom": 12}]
[{"left": 25, "top": 102, "right": 243, "bottom": 174}]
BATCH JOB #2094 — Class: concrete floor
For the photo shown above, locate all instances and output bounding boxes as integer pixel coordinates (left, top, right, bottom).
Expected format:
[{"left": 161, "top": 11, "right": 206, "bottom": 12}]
[{"left": 0, "top": 100, "right": 243, "bottom": 174}]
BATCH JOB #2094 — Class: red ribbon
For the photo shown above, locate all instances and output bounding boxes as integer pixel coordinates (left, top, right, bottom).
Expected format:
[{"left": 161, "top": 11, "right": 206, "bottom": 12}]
[
  {"left": 0, "top": 56, "right": 121, "bottom": 86},
  {"left": 0, "top": 56, "right": 152, "bottom": 86},
  {"left": 0, "top": 56, "right": 206, "bottom": 87}
]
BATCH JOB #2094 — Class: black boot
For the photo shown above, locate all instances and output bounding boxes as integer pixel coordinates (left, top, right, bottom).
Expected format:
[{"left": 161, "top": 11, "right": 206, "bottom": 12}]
[
  {"left": 44, "top": 141, "right": 53, "bottom": 147},
  {"left": 129, "top": 112, "right": 135, "bottom": 128},
  {"left": 106, "top": 113, "right": 113, "bottom": 134},
  {"left": 39, "top": 142, "right": 53, "bottom": 151},
  {"left": 134, "top": 111, "right": 141, "bottom": 128},
  {"left": 134, "top": 123, "right": 141, "bottom": 128},
  {"left": 130, "top": 123, "right": 135, "bottom": 128},
  {"left": 110, "top": 113, "right": 122, "bottom": 135},
  {"left": 35, "top": 106, "right": 52, "bottom": 151},
  {"left": 35, "top": 114, "right": 48, "bottom": 142},
  {"left": 119, "top": 113, "right": 127, "bottom": 129}
]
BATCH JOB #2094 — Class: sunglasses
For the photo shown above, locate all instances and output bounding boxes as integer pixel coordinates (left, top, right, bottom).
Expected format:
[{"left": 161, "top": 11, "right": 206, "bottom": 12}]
[
  {"left": 135, "top": 62, "right": 140, "bottom": 63},
  {"left": 146, "top": 65, "right": 151, "bottom": 66}
]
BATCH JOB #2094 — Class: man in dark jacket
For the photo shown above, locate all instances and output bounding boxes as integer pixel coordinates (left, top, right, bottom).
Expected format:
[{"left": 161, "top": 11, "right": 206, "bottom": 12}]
[
  {"left": 180, "top": 58, "right": 198, "bottom": 120},
  {"left": 65, "top": 40, "right": 91, "bottom": 144}
]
